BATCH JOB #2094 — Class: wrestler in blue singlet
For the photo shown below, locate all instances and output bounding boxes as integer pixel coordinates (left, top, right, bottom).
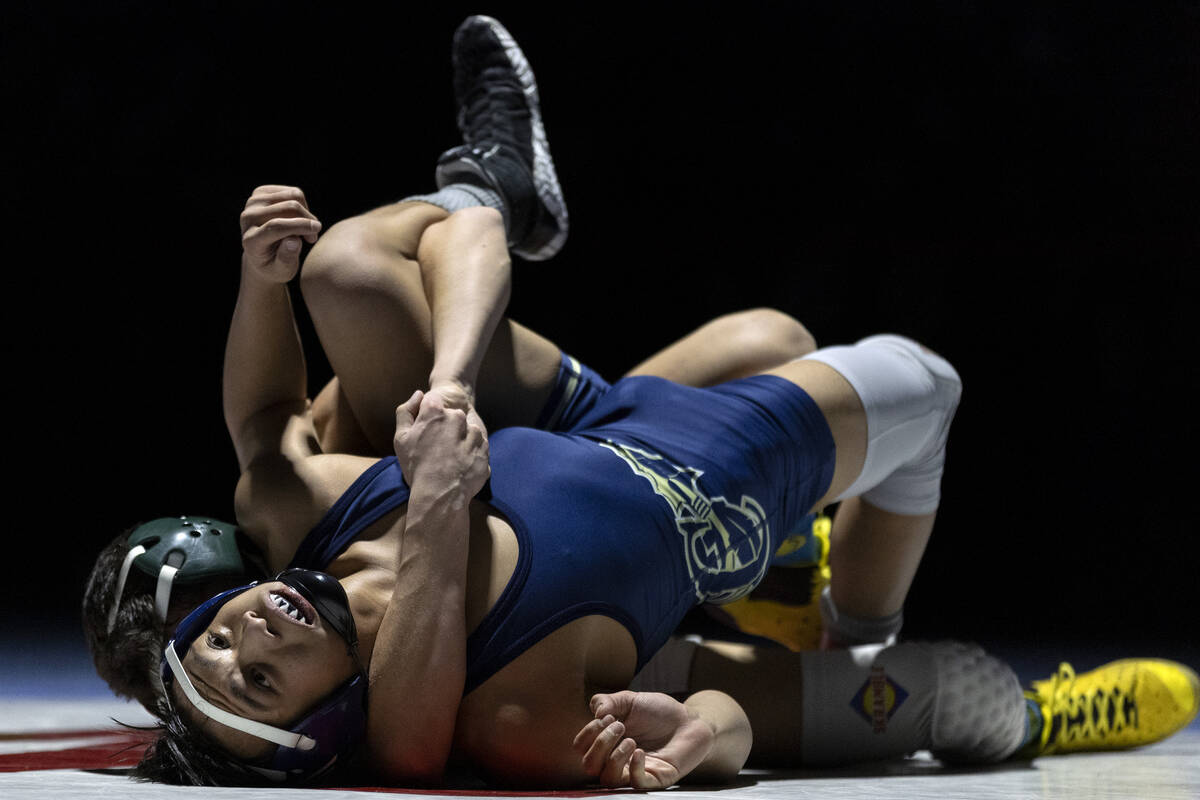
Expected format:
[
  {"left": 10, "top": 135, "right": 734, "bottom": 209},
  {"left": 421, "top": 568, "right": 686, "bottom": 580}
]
[{"left": 289, "top": 357, "right": 835, "bottom": 694}]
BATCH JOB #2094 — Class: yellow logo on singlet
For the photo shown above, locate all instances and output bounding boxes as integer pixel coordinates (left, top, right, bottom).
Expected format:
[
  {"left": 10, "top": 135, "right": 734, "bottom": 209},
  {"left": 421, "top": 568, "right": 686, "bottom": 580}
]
[{"left": 598, "top": 440, "right": 770, "bottom": 604}]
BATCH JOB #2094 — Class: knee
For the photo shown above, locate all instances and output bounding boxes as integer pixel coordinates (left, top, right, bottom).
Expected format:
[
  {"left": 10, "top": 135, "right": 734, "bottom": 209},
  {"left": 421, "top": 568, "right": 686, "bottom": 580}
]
[
  {"left": 927, "top": 642, "right": 1027, "bottom": 763},
  {"left": 721, "top": 308, "right": 818, "bottom": 364},
  {"left": 860, "top": 334, "right": 962, "bottom": 409},
  {"left": 300, "top": 215, "right": 395, "bottom": 305}
]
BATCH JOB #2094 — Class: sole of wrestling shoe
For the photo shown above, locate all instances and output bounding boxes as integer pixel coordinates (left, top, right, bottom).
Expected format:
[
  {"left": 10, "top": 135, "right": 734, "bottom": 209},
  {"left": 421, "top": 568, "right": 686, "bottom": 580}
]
[{"left": 454, "top": 15, "right": 568, "bottom": 261}]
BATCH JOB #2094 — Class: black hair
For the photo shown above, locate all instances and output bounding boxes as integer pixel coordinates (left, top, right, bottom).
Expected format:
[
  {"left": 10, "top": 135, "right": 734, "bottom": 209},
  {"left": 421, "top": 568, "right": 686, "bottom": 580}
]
[
  {"left": 81, "top": 526, "right": 261, "bottom": 713},
  {"left": 82, "top": 527, "right": 165, "bottom": 712},
  {"left": 128, "top": 700, "right": 277, "bottom": 787},
  {"left": 129, "top": 697, "right": 365, "bottom": 786}
]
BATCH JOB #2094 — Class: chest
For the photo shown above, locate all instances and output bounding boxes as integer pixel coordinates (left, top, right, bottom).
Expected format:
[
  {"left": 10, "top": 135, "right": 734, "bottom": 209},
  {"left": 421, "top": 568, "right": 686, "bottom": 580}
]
[{"left": 325, "top": 502, "right": 521, "bottom": 635}]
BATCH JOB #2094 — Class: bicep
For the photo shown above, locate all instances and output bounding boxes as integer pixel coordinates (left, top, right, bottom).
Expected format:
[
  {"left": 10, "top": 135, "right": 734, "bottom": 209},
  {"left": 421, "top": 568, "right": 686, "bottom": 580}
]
[{"left": 229, "top": 399, "right": 319, "bottom": 471}]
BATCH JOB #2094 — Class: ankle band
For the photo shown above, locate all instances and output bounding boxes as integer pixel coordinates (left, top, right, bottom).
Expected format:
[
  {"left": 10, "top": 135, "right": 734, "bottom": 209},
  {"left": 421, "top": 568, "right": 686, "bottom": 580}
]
[
  {"left": 820, "top": 585, "right": 903, "bottom": 646},
  {"left": 402, "top": 183, "right": 508, "bottom": 231}
]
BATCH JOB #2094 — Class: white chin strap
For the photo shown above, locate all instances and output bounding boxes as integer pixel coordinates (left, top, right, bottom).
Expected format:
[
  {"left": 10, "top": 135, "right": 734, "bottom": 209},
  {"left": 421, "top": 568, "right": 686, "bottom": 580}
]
[{"left": 164, "top": 645, "right": 316, "bottom": 751}]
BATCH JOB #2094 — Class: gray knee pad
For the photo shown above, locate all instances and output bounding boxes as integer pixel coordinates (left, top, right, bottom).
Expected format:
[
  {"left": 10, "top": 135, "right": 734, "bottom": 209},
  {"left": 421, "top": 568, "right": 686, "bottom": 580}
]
[
  {"left": 802, "top": 334, "right": 962, "bottom": 514},
  {"left": 928, "top": 641, "right": 1027, "bottom": 763},
  {"left": 799, "top": 641, "right": 1024, "bottom": 765}
]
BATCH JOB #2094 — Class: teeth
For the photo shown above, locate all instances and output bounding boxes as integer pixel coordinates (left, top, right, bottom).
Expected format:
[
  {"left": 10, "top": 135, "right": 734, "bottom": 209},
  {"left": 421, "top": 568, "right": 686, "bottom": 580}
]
[{"left": 271, "top": 592, "right": 308, "bottom": 623}]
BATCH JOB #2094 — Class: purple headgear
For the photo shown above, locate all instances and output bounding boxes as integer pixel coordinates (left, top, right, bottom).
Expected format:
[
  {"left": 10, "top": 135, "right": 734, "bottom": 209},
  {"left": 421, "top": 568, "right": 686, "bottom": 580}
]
[{"left": 160, "top": 569, "right": 367, "bottom": 782}]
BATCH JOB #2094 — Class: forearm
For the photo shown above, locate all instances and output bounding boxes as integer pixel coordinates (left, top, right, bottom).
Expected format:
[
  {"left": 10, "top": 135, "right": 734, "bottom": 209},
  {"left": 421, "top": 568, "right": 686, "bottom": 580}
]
[
  {"left": 367, "top": 479, "right": 471, "bottom": 781},
  {"left": 683, "top": 691, "right": 752, "bottom": 784},
  {"left": 416, "top": 207, "right": 512, "bottom": 395},
  {"left": 222, "top": 260, "right": 307, "bottom": 466}
]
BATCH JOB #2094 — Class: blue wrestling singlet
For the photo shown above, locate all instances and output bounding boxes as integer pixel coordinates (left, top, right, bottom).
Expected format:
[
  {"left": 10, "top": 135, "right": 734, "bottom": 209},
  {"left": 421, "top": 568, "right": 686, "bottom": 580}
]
[{"left": 289, "top": 372, "right": 836, "bottom": 694}]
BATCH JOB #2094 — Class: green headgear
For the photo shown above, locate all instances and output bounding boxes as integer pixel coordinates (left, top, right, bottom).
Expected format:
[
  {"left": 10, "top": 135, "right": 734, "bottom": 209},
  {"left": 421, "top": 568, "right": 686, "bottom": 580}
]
[{"left": 106, "top": 516, "right": 261, "bottom": 633}]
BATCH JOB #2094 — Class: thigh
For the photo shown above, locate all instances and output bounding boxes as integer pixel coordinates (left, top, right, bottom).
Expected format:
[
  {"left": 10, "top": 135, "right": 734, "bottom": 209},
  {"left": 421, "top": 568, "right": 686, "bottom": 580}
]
[
  {"left": 311, "top": 377, "right": 374, "bottom": 455},
  {"left": 301, "top": 203, "right": 442, "bottom": 453},
  {"left": 761, "top": 359, "right": 867, "bottom": 509},
  {"left": 624, "top": 309, "right": 817, "bottom": 385},
  {"left": 301, "top": 202, "right": 562, "bottom": 451}
]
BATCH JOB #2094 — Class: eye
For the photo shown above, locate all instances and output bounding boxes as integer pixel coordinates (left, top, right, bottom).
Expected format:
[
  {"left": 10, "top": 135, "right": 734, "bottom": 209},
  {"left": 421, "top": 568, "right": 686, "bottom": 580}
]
[
  {"left": 250, "top": 669, "right": 272, "bottom": 690},
  {"left": 206, "top": 632, "right": 230, "bottom": 649}
]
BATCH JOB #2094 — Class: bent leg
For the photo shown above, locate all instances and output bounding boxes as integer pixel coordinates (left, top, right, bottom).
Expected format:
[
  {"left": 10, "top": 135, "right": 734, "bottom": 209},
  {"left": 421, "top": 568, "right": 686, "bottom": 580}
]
[
  {"left": 827, "top": 497, "right": 935, "bottom": 620},
  {"left": 311, "top": 377, "right": 374, "bottom": 456},
  {"left": 688, "top": 639, "right": 1025, "bottom": 767},
  {"left": 301, "top": 201, "right": 562, "bottom": 452},
  {"left": 305, "top": 213, "right": 828, "bottom": 452},
  {"left": 764, "top": 336, "right": 962, "bottom": 643},
  {"left": 624, "top": 309, "right": 818, "bottom": 385}
]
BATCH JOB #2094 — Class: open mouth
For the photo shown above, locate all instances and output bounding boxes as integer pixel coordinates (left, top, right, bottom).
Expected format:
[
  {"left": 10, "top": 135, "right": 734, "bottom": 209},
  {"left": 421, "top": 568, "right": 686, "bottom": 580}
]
[{"left": 267, "top": 585, "right": 316, "bottom": 626}]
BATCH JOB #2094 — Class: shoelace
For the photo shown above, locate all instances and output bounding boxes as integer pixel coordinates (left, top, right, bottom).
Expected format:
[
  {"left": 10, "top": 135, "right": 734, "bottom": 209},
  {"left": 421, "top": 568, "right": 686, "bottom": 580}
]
[
  {"left": 458, "top": 81, "right": 529, "bottom": 149},
  {"left": 1044, "top": 662, "right": 1138, "bottom": 747}
]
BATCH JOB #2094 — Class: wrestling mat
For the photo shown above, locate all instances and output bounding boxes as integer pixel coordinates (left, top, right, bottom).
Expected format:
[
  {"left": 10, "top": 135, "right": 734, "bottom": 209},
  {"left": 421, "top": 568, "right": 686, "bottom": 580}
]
[{"left": 3, "top": 632, "right": 1198, "bottom": 800}]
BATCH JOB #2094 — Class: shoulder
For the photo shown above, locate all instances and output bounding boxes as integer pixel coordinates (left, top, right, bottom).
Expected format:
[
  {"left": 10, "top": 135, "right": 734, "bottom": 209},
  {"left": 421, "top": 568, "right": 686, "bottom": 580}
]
[{"left": 235, "top": 451, "right": 383, "bottom": 570}]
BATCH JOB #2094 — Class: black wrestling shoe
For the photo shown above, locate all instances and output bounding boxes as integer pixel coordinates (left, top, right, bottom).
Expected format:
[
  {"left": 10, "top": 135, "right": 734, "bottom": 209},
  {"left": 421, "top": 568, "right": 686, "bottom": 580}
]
[{"left": 434, "top": 15, "right": 568, "bottom": 261}]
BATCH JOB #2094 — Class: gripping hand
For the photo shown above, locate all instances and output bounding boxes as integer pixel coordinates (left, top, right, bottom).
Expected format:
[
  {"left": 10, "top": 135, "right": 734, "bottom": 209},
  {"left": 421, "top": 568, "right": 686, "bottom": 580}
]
[{"left": 239, "top": 185, "right": 322, "bottom": 283}]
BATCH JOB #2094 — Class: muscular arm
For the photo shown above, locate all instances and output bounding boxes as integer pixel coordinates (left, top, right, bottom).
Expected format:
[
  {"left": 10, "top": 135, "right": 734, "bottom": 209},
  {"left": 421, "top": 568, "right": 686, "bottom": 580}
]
[
  {"left": 223, "top": 268, "right": 308, "bottom": 468},
  {"left": 366, "top": 479, "right": 470, "bottom": 782},
  {"left": 367, "top": 391, "right": 490, "bottom": 783},
  {"left": 222, "top": 186, "right": 322, "bottom": 470}
]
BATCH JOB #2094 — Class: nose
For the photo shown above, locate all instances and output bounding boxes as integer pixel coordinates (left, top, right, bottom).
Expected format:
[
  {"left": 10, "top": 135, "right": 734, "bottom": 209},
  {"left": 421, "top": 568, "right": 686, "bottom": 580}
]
[{"left": 238, "top": 610, "right": 283, "bottom": 656}]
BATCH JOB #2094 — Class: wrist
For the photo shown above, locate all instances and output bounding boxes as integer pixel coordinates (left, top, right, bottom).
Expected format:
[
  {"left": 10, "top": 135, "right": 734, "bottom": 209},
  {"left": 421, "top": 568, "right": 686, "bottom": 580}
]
[
  {"left": 427, "top": 373, "right": 476, "bottom": 406},
  {"left": 240, "top": 252, "right": 296, "bottom": 286},
  {"left": 240, "top": 255, "right": 288, "bottom": 287},
  {"left": 409, "top": 471, "right": 473, "bottom": 514}
]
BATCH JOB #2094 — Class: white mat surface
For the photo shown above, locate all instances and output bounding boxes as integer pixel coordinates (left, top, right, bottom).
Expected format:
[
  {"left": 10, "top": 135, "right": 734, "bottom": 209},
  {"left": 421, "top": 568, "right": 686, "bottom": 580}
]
[{"left": 1, "top": 697, "right": 1196, "bottom": 800}]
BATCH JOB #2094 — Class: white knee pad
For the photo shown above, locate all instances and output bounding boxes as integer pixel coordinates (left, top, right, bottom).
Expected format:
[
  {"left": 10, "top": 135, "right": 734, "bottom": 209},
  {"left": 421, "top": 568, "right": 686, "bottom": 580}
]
[
  {"left": 799, "top": 641, "right": 1026, "bottom": 765},
  {"left": 802, "top": 334, "right": 962, "bottom": 514}
]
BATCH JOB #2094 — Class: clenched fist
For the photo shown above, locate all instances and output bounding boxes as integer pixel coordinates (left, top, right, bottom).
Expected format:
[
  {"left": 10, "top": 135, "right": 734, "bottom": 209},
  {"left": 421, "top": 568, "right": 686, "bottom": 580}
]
[{"left": 240, "top": 185, "right": 322, "bottom": 283}]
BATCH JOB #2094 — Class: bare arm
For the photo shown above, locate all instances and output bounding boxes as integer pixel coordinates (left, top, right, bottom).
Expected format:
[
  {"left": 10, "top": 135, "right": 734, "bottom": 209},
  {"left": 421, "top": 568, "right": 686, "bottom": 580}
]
[
  {"left": 222, "top": 185, "right": 322, "bottom": 469},
  {"left": 363, "top": 208, "right": 512, "bottom": 779},
  {"left": 575, "top": 690, "right": 752, "bottom": 788},
  {"left": 366, "top": 390, "right": 490, "bottom": 783}
]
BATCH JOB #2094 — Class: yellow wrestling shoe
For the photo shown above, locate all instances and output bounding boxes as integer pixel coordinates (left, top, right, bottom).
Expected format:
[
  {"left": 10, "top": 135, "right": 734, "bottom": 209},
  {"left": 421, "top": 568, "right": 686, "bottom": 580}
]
[
  {"left": 1024, "top": 658, "right": 1200, "bottom": 756},
  {"left": 702, "top": 514, "right": 831, "bottom": 651}
]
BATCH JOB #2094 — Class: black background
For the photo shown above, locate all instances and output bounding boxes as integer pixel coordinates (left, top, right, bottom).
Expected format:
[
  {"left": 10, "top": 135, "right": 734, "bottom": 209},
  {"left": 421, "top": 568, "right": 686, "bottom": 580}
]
[{"left": 6, "top": 2, "right": 1199, "bottom": 665}]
